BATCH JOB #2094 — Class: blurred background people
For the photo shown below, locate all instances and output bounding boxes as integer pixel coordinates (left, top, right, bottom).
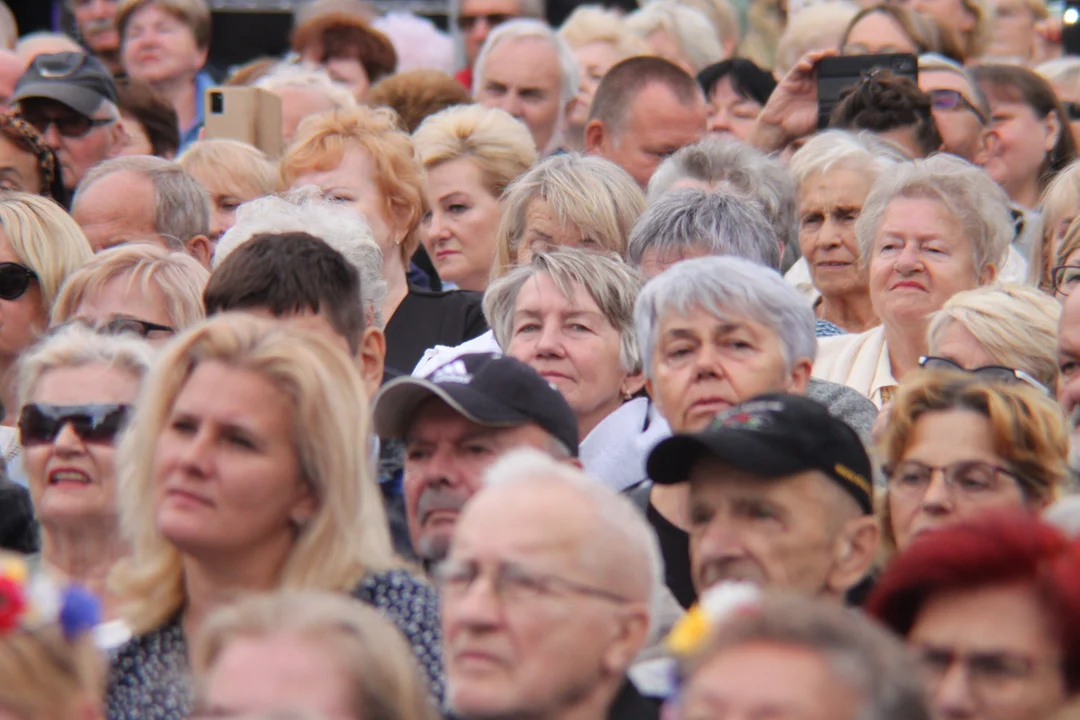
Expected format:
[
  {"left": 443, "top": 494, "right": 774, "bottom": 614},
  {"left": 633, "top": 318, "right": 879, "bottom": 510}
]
[
  {"left": 625, "top": 0, "right": 724, "bottom": 75},
  {"left": 71, "top": 0, "right": 122, "bottom": 74},
  {"left": 697, "top": 58, "right": 775, "bottom": 143},
  {"left": 290, "top": 11, "right": 397, "bottom": 102},
  {"left": 114, "top": 77, "right": 180, "bottom": 159},
  {"left": 0, "top": 112, "right": 60, "bottom": 199}
]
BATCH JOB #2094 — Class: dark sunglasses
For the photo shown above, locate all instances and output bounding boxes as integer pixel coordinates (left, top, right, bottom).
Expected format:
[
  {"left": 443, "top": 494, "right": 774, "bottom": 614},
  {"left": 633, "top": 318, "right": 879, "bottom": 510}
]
[
  {"left": 918, "top": 356, "right": 1049, "bottom": 394},
  {"left": 929, "top": 88, "right": 987, "bottom": 124},
  {"left": 456, "top": 12, "right": 513, "bottom": 31},
  {"left": 18, "top": 111, "right": 113, "bottom": 139},
  {"left": 18, "top": 403, "right": 132, "bottom": 446},
  {"left": 0, "top": 262, "right": 37, "bottom": 301}
]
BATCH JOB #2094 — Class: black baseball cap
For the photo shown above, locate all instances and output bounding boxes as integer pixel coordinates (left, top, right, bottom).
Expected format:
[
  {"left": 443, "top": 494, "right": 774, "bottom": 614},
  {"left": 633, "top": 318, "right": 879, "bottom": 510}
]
[
  {"left": 647, "top": 393, "right": 873, "bottom": 513},
  {"left": 373, "top": 353, "right": 580, "bottom": 456},
  {"left": 13, "top": 53, "right": 119, "bottom": 117}
]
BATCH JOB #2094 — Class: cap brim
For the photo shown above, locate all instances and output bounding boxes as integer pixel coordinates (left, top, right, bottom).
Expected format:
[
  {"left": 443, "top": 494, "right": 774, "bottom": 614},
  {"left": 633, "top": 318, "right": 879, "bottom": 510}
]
[
  {"left": 12, "top": 83, "right": 104, "bottom": 117},
  {"left": 372, "top": 375, "right": 535, "bottom": 439},
  {"left": 647, "top": 429, "right": 810, "bottom": 485}
]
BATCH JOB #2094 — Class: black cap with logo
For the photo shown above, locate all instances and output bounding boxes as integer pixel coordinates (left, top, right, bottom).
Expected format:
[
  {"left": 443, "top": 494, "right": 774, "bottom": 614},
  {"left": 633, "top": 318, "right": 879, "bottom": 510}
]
[
  {"left": 647, "top": 393, "right": 873, "bottom": 513},
  {"left": 373, "top": 353, "right": 580, "bottom": 457},
  {"left": 13, "top": 53, "right": 119, "bottom": 117}
]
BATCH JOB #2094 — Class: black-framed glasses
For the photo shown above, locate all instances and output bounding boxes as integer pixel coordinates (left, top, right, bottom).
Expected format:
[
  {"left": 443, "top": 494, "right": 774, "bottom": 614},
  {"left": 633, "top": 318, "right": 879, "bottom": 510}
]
[
  {"left": 915, "top": 645, "right": 1055, "bottom": 699},
  {"left": 1052, "top": 264, "right": 1080, "bottom": 297},
  {"left": 456, "top": 12, "right": 513, "bottom": 31},
  {"left": 884, "top": 459, "right": 1023, "bottom": 499},
  {"left": 433, "top": 559, "right": 630, "bottom": 605},
  {"left": 0, "top": 262, "right": 37, "bottom": 301},
  {"left": 65, "top": 316, "right": 175, "bottom": 340},
  {"left": 918, "top": 356, "right": 1049, "bottom": 395},
  {"left": 17, "top": 403, "right": 132, "bottom": 446},
  {"left": 929, "top": 88, "right": 988, "bottom": 124},
  {"left": 18, "top": 111, "right": 114, "bottom": 139}
]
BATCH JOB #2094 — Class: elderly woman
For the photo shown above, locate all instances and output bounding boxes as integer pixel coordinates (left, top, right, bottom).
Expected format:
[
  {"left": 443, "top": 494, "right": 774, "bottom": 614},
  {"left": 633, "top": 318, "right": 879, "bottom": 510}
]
[
  {"left": 869, "top": 513, "right": 1080, "bottom": 720},
  {"left": 17, "top": 324, "right": 153, "bottom": 621},
  {"left": 192, "top": 591, "right": 438, "bottom": 720},
  {"left": 877, "top": 372, "right": 1068, "bottom": 554},
  {"left": 1034, "top": 160, "right": 1080, "bottom": 290},
  {"left": 412, "top": 105, "right": 537, "bottom": 292},
  {"left": 841, "top": 4, "right": 964, "bottom": 62},
  {"left": 812, "top": 154, "right": 1011, "bottom": 407},
  {"left": 925, "top": 283, "right": 1061, "bottom": 394},
  {"left": 106, "top": 315, "right": 443, "bottom": 720},
  {"left": 484, "top": 248, "right": 647, "bottom": 490},
  {"left": 177, "top": 140, "right": 284, "bottom": 243},
  {"left": 625, "top": 0, "right": 723, "bottom": 75},
  {"left": 0, "top": 113, "right": 60, "bottom": 199},
  {"left": 909, "top": 0, "right": 993, "bottom": 60},
  {"left": 697, "top": 58, "right": 775, "bottom": 142},
  {"left": 786, "top": 131, "right": 907, "bottom": 336},
  {"left": 1053, "top": 216, "right": 1080, "bottom": 299},
  {"left": 50, "top": 243, "right": 209, "bottom": 348},
  {"left": 282, "top": 106, "right": 487, "bottom": 373},
  {"left": 986, "top": 0, "right": 1049, "bottom": 62},
  {"left": 117, "top": 0, "right": 215, "bottom": 151},
  {"left": 290, "top": 11, "right": 398, "bottom": 101}
]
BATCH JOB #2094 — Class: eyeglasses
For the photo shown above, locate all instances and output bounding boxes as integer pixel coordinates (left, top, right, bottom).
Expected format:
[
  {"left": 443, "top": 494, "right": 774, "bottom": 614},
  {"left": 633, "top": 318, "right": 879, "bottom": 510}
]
[
  {"left": 929, "top": 88, "right": 988, "bottom": 124},
  {"left": 1064, "top": 101, "right": 1080, "bottom": 122},
  {"left": 884, "top": 459, "right": 1023, "bottom": 500},
  {"left": 0, "top": 263, "right": 37, "bottom": 301},
  {"left": 433, "top": 559, "right": 630, "bottom": 605},
  {"left": 1052, "top": 264, "right": 1080, "bottom": 297},
  {"left": 918, "top": 356, "right": 1049, "bottom": 395},
  {"left": 19, "top": 111, "right": 114, "bottom": 139},
  {"left": 456, "top": 12, "right": 513, "bottom": 31},
  {"left": 98, "top": 317, "right": 174, "bottom": 339},
  {"left": 916, "top": 646, "right": 1055, "bottom": 700},
  {"left": 17, "top": 403, "right": 132, "bottom": 446}
]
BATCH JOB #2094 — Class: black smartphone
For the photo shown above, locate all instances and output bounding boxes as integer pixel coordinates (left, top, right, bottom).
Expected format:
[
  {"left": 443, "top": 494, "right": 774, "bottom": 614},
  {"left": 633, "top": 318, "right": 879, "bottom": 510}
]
[{"left": 816, "top": 53, "right": 919, "bottom": 130}]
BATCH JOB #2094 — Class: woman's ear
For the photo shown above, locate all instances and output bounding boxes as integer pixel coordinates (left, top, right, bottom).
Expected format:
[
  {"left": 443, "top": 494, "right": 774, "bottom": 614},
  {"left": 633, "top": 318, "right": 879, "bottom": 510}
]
[
  {"left": 1045, "top": 110, "right": 1062, "bottom": 154},
  {"left": 622, "top": 370, "right": 647, "bottom": 399}
]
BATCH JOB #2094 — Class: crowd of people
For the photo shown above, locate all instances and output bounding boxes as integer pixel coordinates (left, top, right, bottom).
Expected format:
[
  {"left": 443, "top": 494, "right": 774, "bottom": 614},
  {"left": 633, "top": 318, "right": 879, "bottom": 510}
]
[{"left": 1, "top": 0, "right": 1080, "bottom": 719}]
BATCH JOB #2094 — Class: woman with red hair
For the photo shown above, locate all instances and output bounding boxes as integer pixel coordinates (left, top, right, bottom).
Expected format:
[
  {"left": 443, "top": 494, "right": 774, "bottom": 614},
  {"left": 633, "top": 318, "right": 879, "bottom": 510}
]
[{"left": 868, "top": 511, "right": 1080, "bottom": 720}]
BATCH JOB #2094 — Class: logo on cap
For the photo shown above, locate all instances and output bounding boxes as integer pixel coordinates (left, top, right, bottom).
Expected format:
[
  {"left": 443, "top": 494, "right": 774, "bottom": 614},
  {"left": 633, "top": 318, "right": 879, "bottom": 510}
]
[{"left": 429, "top": 360, "right": 472, "bottom": 385}]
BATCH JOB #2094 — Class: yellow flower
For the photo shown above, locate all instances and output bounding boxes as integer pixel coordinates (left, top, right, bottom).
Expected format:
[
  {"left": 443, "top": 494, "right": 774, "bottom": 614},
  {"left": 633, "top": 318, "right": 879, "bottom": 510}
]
[
  {"left": 0, "top": 556, "right": 27, "bottom": 585},
  {"left": 667, "top": 603, "right": 709, "bottom": 656}
]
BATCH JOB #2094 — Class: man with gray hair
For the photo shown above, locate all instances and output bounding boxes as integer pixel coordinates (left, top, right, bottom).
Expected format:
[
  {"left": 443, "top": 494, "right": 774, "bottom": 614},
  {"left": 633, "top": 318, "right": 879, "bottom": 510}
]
[
  {"left": 440, "top": 447, "right": 661, "bottom": 720},
  {"left": 71, "top": 154, "right": 212, "bottom": 265},
  {"left": 474, "top": 19, "right": 579, "bottom": 156}
]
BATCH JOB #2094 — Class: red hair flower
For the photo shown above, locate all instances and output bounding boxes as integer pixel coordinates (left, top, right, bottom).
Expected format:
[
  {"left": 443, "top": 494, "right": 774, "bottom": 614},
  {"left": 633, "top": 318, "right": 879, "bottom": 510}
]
[{"left": 0, "top": 576, "right": 26, "bottom": 631}]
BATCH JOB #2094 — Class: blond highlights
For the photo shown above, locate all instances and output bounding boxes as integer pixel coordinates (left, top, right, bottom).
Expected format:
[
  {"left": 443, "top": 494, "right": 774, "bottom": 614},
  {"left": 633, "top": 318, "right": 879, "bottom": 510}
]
[
  {"left": 0, "top": 627, "right": 103, "bottom": 720},
  {"left": 177, "top": 139, "right": 283, "bottom": 203},
  {"left": 0, "top": 193, "right": 92, "bottom": 308}
]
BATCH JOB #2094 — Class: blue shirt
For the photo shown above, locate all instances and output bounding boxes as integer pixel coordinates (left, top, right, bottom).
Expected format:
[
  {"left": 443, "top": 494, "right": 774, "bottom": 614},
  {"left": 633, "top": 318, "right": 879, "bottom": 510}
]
[{"left": 177, "top": 71, "right": 215, "bottom": 153}]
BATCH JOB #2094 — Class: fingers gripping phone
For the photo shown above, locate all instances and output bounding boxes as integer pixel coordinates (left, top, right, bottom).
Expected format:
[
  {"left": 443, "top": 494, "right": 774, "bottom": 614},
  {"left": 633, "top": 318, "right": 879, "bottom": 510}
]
[{"left": 816, "top": 53, "right": 919, "bottom": 130}]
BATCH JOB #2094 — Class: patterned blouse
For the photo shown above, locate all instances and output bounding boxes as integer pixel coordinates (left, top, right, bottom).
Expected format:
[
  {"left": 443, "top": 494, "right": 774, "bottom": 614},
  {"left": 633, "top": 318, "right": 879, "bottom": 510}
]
[{"left": 105, "top": 568, "right": 444, "bottom": 720}]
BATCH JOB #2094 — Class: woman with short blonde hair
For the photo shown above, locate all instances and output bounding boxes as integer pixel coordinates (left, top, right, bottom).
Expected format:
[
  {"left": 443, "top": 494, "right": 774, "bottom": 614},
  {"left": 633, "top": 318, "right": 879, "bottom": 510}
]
[
  {"left": 1036, "top": 159, "right": 1080, "bottom": 290},
  {"left": 626, "top": 0, "right": 723, "bottom": 74},
  {"left": 177, "top": 139, "right": 283, "bottom": 242},
  {"left": 192, "top": 590, "right": 438, "bottom": 720},
  {"left": 106, "top": 314, "right": 443, "bottom": 719}
]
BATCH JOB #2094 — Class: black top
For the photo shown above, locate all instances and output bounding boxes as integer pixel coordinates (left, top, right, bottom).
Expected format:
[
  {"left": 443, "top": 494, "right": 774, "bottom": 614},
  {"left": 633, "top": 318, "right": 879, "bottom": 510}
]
[
  {"left": 384, "top": 286, "right": 488, "bottom": 374},
  {"left": 0, "top": 475, "right": 37, "bottom": 554},
  {"left": 608, "top": 681, "right": 662, "bottom": 720},
  {"left": 646, "top": 500, "right": 696, "bottom": 610}
]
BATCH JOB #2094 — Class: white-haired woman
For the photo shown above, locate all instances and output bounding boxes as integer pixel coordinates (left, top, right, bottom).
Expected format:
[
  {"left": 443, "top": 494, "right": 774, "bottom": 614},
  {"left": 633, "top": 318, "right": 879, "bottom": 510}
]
[
  {"left": 17, "top": 324, "right": 153, "bottom": 624},
  {"left": 813, "top": 155, "right": 1011, "bottom": 407},
  {"left": 484, "top": 248, "right": 649, "bottom": 490},
  {"left": 105, "top": 315, "right": 442, "bottom": 720},
  {"left": 626, "top": 0, "right": 724, "bottom": 75},
  {"left": 412, "top": 105, "right": 537, "bottom": 292}
]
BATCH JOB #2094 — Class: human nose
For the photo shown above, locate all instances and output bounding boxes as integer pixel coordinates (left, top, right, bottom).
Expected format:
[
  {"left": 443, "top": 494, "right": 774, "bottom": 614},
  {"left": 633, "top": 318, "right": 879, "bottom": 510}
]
[
  {"left": 40, "top": 121, "right": 63, "bottom": 149},
  {"left": 817, "top": 216, "right": 846, "bottom": 249},
  {"left": 499, "top": 93, "right": 525, "bottom": 119},
  {"left": 894, "top": 242, "right": 923, "bottom": 273},
  {"left": 931, "top": 660, "right": 979, "bottom": 719},
  {"left": 707, "top": 107, "right": 732, "bottom": 134},
  {"left": 692, "top": 343, "right": 725, "bottom": 380},
  {"left": 427, "top": 210, "right": 452, "bottom": 242},
  {"left": 533, "top": 321, "right": 565, "bottom": 357},
  {"left": 920, "top": 469, "right": 954, "bottom": 514},
  {"left": 52, "top": 423, "right": 88, "bottom": 455},
  {"left": 445, "top": 570, "right": 503, "bottom": 631},
  {"left": 176, "top": 428, "right": 214, "bottom": 477},
  {"left": 420, "top": 445, "right": 465, "bottom": 487},
  {"left": 696, "top": 515, "right": 745, "bottom": 564}
]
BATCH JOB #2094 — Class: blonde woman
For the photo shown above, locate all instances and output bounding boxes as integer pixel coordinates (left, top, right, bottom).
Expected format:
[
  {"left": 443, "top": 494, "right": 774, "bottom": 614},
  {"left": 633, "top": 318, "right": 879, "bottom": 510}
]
[
  {"left": 412, "top": 105, "right": 537, "bottom": 292},
  {"left": 51, "top": 243, "right": 209, "bottom": 347},
  {"left": 1035, "top": 160, "right": 1080, "bottom": 290},
  {"left": 177, "top": 140, "right": 283, "bottom": 243},
  {"left": 105, "top": 315, "right": 442, "bottom": 720},
  {"left": 282, "top": 106, "right": 487, "bottom": 372},
  {"left": 626, "top": 0, "right": 723, "bottom": 74},
  {"left": 192, "top": 591, "right": 439, "bottom": 720}
]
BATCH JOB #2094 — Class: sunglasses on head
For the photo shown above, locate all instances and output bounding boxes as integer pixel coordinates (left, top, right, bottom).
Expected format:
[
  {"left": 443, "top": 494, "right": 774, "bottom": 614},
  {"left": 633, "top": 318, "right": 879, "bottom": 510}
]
[
  {"left": 918, "top": 356, "right": 1049, "bottom": 395},
  {"left": 0, "top": 263, "right": 36, "bottom": 301},
  {"left": 17, "top": 403, "right": 132, "bottom": 446},
  {"left": 456, "top": 12, "right": 513, "bottom": 31},
  {"left": 928, "top": 89, "right": 987, "bottom": 124},
  {"left": 18, "top": 110, "right": 113, "bottom": 139}
]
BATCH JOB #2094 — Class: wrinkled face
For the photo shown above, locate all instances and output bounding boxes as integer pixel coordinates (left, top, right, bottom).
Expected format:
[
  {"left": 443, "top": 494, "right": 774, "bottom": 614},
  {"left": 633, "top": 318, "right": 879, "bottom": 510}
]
[
  {"left": 19, "top": 98, "right": 119, "bottom": 192},
  {"left": 0, "top": 227, "right": 46, "bottom": 365},
  {"left": 598, "top": 82, "right": 707, "bottom": 189},
  {"left": 678, "top": 642, "right": 863, "bottom": 720},
  {"left": 982, "top": 96, "right": 1058, "bottom": 199},
  {"left": 515, "top": 197, "right": 596, "bottom": 264},
  {"left": 705, "top": 76, "right": 762, "bottom": 142},
  {"left": 647, "top": 305, "right": 802, "bottom": 433},
  {"left": 908, "top": 583, "right": 1067, "bottom": 720},
  {"left": 153, "top": 361, "right": 314, "bottom": 560},
  {"left": 687, "top": 460, "right": 852, "bottom": 596},
  {"left": 74, "top": 0, "right": 121, "bottom": 55},
  {"left": 403, "top": 398, "right": 558, "bottom": 564},
  {"left": 919, "top": 70, "right": 985, "bottom": 162},
  {"left": 422, "top": 157, "right": 502, "bottom": 292},
  {"left": 842, "top": 12, "right": 919, "bottom": 55},
  {"left": 636, "top": 244, "right": 713, "bottom": 280},
  {"left": 23, "top": 363, "right": 140, "bottom": 532},
  {"left": 0, "top": 134, "right": 42, "bottom": 194},
  {"left": 71, "top": 271, "right": 177, "bottom": 347},
  {"left": 888, "top": 409, "right": 1028, "bottom": 551},
  {"left": 476, "top": 37, "right": 565, "bottom": 154},
  {"left": 797, "top": 167, "right": 872, "bottom": 302},
  {"left": 568, "top": 41, "right": 623, "bottom": 129},
  {"left": 460, "top": 0, "right": 520, "bottom": 66},
  {"left": 122, "top": 4, "right": 207, "bottom": 85},
  {"left": 199, "top": 633, "right": 355, "bottom": 720},
  {"left": 868, "top": 197, "right": 985, "bottom": 330},
  {"left": 505, "top": 273, "right": 628, "bottom": 438},
  {"left": 73, "top": 170, "right": 159, "bottom": 253},
  {"left": 986, "top": 0, "right": 1039, "bottom": 60}
]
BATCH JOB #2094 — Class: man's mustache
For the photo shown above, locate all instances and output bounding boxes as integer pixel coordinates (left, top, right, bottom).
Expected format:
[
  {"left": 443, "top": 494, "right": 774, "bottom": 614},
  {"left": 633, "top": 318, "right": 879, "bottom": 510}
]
[{"left": 417, "top": 486, "right": 471, "bottom": 521}]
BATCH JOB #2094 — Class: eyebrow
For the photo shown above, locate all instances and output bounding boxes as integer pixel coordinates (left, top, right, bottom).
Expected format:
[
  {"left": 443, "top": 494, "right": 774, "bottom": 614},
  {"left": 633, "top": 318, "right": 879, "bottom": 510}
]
[{"left": 439, "top": 191, "right": 469, "bottom": 204}]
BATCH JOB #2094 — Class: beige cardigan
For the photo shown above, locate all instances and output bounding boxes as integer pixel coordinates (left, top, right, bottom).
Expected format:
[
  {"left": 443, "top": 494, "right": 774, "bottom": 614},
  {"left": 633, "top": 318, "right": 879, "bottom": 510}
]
[{"left": 812, "top": 325, "right": 896, "bottom": 409}]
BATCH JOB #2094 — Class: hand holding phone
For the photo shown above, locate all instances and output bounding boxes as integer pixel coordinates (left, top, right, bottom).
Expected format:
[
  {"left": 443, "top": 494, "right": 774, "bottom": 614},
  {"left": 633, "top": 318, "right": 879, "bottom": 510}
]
[
  {"left": 749, "top": 49, "right": 834, "bottom": 152},
  {"left": 815, "top": 53, "right": 919, "bottom": 130}
]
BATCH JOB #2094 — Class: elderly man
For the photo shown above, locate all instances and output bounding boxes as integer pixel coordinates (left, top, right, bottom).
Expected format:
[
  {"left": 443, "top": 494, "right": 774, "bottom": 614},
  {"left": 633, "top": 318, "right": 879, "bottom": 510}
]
[
  {"left": 918, "top": 54, "right": 992, "bottom": 164},
  {"left": 456, "top": 0, "right": 544, "bottom": 90},
  {"left": 474, "top": 19, "right": 578, "bottom": 156},
  {"left": 71, "top": 154, "right": 212, "bottom": 264},
  {"left": 12, "top": 52, "right": 124, "bottom": 193},
  {"left": 374, "top": 353, "right": 580, "bottom": 568},
  {"left": 649, "top": 394, "right": 878, "bottom": 601},
  {"left": 71, "top": 0, "right": 122, "bottom": 74},
  {"left": 440, "top": 448, "right": 660, "bottom": 720},
  {"left": 584, "top": 56, "right": 707, "bottom": 189}
]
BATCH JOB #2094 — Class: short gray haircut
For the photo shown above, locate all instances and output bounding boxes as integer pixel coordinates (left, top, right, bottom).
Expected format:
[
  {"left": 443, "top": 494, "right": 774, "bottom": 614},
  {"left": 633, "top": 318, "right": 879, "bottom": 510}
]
[
  {"left": 647, "top": 138, "right": 797, "bottom": 255},
  {"left": 17, "top": 323, "right": 155, "bottom": 409},
  {"left": 628, "top": 189, "right": 781, "bottom": 270},
  {"left": 484, "top": 247, "right": 643, "bottom": 373},
  {"left": 473, "top": 19, "right": 581, "bottom": 115},
  {"left": 683, "top": 592, "right": 929, "bottom": 720},
  {"left": 482, "top": 447, "right": 665, "bottom": 636},
  {"left": 214, "top": 190, "right": 388, "bottom": 329},
  {"left": 635, "top": 255, "right": 817, "bottom": 379},
  {"left": 74, "top": 155, "right": 211, "bottom": 250},
  {"left": 855, "top": 154, "right": 1011, "bottom": 275},
  {"left": 788, "top": 130, "right": 908, "bottom": 192}
]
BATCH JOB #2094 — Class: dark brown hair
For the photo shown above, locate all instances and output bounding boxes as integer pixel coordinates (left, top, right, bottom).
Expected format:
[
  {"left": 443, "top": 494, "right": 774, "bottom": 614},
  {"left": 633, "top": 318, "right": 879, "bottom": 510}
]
[
  {"left": 291, "top": 11, "right": 397, "bottom": 85},
  {"left": 367, "top": 70, "right": 471, "bottom": 134},
  {"left": 116, "top": 77, "right": 181, "bottom": 158},
  {"left": 829, "top": 71, "right": 943, "bottom": 158}
]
